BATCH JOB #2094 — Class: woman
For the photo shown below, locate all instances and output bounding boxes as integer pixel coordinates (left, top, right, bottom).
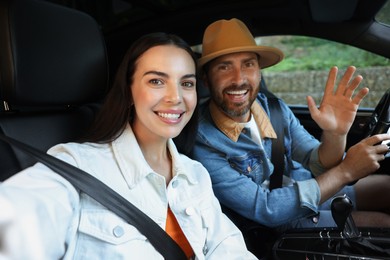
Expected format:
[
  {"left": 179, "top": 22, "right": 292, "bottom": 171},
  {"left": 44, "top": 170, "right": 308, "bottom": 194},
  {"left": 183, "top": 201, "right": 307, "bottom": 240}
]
[{"left": 0, "top": 33, "right": 256, "bottom": 259}]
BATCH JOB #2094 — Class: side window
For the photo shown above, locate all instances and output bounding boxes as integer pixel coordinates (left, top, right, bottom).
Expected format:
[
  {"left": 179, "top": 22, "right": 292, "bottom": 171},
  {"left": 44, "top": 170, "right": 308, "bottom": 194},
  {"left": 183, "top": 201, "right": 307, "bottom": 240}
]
[
  {"left": 376, "top": 0, "right": 390, "bottom": 25},
  {"left": 259, "top": 35, "right": 390, "bottom": 108}
]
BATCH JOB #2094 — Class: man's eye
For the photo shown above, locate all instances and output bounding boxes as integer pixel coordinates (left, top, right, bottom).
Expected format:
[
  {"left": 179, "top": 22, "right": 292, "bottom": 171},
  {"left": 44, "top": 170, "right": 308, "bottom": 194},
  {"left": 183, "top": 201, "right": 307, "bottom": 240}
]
[
  {"left": 149, "top": 79, "right": 163, "bottom": 85},
  {"left": 245, "top": 61, "right": 255, "bottom": 68},
  {"left": 217, "top": 65, "right": 228, "bottom": 71}
]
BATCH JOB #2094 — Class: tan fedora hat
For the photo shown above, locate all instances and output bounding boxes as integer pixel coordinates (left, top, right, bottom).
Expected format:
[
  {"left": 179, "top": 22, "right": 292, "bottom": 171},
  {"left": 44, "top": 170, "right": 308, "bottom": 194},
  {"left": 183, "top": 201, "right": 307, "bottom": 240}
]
[{"left": 198, "top": 18, "right": 284, "bottom": 69}]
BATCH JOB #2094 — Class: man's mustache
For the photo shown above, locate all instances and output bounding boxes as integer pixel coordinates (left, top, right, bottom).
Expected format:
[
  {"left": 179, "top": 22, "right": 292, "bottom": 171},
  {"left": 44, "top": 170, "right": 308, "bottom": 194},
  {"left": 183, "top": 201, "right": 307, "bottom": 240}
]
[{"left": 225, "top": 83, "right": 252, "bottom": 92}]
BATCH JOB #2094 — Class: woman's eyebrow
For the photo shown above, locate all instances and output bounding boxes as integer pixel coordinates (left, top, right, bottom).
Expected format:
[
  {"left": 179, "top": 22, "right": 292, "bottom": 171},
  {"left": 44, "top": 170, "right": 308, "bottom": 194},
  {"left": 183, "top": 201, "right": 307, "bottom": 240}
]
[
  {"left": 144, "top": 71, "right": 196, "bottom": 80},
  {"left": 182, "top": 73, "right": 196, "bottom": 80},
  {"left": 143, "top": 70, "right": 168, "bottom": 77}
]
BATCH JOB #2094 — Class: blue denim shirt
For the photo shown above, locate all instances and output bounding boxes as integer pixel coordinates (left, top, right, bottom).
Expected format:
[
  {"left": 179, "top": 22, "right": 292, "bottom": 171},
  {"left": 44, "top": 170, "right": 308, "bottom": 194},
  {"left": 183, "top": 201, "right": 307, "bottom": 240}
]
[{"left": 193, "top": 93, "right": 324, "bottom": 228}]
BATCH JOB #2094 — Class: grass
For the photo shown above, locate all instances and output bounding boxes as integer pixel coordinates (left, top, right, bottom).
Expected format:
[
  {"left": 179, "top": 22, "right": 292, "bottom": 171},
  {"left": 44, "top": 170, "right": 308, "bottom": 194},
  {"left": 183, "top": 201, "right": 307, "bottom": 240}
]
[{"left": 263, "top": 36, "right": 390, "bottom": 72}]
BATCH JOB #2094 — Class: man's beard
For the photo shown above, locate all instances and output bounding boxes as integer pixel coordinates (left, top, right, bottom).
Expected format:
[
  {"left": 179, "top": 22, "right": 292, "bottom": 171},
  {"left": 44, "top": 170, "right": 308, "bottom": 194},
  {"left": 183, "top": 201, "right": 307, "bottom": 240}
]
[
  {"left": 211, "top": 83, "right": 259, "bottom": 119},
  {"left": 220, "top": 100, "right": 251, "bottom": 118}
]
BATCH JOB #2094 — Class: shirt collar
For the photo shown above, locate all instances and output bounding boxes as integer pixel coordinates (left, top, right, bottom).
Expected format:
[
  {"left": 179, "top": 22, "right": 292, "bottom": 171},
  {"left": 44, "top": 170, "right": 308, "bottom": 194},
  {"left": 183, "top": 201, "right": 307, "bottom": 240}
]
[
  {"left": 112, "top": 124, "right": 198, "bottom": 188},
  {"left": 209, "top": 99, "right": 277, "bottom": 142}
]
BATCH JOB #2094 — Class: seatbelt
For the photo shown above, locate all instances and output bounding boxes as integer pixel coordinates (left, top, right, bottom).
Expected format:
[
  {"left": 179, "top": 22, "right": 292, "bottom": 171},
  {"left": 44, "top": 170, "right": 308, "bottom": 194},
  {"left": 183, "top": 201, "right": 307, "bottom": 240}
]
[
  {"left": 260, "top": 87, "right": 285, "bottom": 191},
  {"left": 0, "top": 134, "right": 187, "bottom": 260}
]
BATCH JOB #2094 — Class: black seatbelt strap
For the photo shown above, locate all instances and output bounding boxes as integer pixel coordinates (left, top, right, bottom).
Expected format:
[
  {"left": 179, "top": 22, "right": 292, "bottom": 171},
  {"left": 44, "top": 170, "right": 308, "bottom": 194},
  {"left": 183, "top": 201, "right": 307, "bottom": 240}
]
[
  {"left": 259, "top": 85, "right": 285, "bottom": 191},
  {"left": 0, "top": 134, "right": 187, "bottom": 260},
  {"left": 268, "top": 97, "right": 285, "bottom": 190}
]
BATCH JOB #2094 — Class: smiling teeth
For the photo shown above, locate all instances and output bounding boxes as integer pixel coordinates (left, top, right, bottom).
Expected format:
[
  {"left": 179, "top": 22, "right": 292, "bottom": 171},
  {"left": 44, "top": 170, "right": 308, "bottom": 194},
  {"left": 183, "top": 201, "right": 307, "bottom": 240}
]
[
  {"left": 227, "top": 90, "right": 247, "bottom": 95},
  {"left": 158, "top": 113, "right": 180, "bottom": 119}
]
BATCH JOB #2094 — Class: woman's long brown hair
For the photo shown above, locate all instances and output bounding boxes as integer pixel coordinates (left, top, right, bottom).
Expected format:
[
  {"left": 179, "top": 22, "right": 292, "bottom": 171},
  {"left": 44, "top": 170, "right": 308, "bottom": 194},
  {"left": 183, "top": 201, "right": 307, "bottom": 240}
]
[{"left": 81, "top": 32, "right": 199, "bottom": 156}]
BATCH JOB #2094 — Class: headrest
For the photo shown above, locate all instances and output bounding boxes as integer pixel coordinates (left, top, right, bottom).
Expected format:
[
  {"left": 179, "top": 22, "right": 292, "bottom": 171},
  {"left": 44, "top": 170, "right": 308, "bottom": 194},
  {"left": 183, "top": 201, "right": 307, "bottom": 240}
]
[{"left": 0, "top": 0, "right": 108, "bottom": 107}]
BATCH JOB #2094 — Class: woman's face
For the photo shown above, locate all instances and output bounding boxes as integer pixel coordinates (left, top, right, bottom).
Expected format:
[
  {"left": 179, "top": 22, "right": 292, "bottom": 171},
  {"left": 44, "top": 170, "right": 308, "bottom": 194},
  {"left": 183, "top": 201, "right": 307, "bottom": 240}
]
[{"left": 131, "top": 45, "right": 197, "bottom": 141}]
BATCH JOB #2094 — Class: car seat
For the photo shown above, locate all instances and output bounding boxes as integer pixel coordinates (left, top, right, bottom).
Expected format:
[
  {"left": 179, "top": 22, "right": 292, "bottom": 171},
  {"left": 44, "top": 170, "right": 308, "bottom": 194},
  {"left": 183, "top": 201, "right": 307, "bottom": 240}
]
[{"left": 0, "top": 0, "right": 108, "bottom": 181}]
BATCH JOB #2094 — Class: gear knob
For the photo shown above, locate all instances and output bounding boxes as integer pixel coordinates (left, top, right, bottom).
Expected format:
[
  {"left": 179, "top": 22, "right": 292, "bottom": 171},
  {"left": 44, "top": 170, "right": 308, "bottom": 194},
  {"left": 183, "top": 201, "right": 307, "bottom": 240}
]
[{"left": 331, "top": 194, "right": 360, "bottom": 238}]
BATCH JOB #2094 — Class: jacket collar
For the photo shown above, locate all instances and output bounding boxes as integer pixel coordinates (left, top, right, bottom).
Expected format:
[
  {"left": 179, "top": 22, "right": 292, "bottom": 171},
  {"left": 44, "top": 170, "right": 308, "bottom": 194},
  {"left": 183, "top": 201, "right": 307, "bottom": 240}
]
[
  {"left": 112, "top": 124, "right": 198, "bottom": 188},
  {"left": 209, "top": 99, "right": 277, "bottom": 142}
]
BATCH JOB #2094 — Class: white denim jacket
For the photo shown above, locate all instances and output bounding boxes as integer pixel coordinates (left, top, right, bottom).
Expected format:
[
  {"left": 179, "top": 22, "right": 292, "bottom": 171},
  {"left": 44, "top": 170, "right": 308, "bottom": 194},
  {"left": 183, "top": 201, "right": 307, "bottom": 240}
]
[{"left": 0, "top": 125, "right": 256, "bottom": 260}]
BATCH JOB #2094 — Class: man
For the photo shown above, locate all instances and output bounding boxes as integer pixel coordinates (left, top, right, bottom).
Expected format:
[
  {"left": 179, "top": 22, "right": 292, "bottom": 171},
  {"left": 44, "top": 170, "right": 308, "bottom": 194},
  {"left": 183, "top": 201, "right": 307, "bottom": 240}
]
[{"left": 192, "top": 18, "right": 390, "bottom": 232}]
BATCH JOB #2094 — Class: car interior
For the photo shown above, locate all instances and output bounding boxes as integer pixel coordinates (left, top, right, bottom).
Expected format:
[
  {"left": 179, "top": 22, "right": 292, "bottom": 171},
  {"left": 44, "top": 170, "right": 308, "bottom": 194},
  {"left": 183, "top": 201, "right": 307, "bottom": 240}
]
[
  {"left": 1, "top": 0, "right": 390, "bottom": 259},
  {"left": 0, "top": 0, "right": 108, "bottom": 180}
]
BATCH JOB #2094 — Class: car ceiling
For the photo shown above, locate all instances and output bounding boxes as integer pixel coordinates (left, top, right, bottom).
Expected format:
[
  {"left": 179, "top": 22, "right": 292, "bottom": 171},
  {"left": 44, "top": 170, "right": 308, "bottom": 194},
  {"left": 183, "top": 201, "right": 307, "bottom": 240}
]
[{"left": 47, "top": 0, "right": 389, "bottom": 75}]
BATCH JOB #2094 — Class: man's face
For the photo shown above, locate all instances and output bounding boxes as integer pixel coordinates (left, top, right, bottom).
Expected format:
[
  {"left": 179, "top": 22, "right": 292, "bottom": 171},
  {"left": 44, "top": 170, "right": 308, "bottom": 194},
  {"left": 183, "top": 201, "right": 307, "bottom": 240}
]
[{"left": 205, "top": 52, "right": 261, "bottom": 122}]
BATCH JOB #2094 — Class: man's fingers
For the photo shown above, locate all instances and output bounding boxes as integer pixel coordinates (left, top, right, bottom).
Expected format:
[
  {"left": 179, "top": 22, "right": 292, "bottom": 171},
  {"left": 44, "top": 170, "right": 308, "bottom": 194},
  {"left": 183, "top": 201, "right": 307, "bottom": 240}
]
[
  {"left": 324, "top": 66, "right": 338, "bottom": 96},
  {"left": 336, "top": 66, "right": 357, "bottom": 95},
  {"left": 351, "top": 87, "right": 369, "bottom": 105},
  {"left": 365, "top": 133, "right": 390, "bottom": 146},
  {"left": 324, "top": 66, "right": 364, "bottom": 100},
  {"left": 306, "top": 96, "right": 320, "bottom": 118},
  {"left": 344, "top": 74, "right": 364, "bottom": 98}
]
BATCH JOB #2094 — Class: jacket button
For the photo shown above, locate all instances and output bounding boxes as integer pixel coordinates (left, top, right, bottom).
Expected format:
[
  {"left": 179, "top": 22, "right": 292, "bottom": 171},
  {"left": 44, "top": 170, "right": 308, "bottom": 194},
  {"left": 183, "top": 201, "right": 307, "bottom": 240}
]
[
  {"left": 185, "top": 207, "right": 195, "bottom": 216},
  {"left": 113, "top": 226, "right": 125, "bottom": 237}
]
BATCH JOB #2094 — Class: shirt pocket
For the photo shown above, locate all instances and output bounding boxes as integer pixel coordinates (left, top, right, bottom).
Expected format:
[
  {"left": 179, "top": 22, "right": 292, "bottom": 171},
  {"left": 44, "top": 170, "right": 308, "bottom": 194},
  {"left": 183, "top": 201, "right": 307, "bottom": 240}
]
[
  {"left": 228, "top": 151, "right": 264, "bottom": 179},
  {"left": 73, "top": 209, "right": 160, "bottom": 259},
  {"left": 175, "top": 205, "right": 207, "bottom": 257}
]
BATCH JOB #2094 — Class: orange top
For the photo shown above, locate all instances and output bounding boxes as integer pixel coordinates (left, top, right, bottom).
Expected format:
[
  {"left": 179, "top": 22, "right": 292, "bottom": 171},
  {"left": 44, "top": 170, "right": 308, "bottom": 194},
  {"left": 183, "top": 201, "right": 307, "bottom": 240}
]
[{"left": 165, "top": 207, "right": 194, "bottom": 259}]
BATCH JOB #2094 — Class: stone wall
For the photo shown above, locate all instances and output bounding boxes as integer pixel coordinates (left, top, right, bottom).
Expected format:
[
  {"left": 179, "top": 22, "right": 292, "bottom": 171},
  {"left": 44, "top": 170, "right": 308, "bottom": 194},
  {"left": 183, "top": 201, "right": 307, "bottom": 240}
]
[{"left": 263, "top": 66, "right": 390, "bottom": 108}]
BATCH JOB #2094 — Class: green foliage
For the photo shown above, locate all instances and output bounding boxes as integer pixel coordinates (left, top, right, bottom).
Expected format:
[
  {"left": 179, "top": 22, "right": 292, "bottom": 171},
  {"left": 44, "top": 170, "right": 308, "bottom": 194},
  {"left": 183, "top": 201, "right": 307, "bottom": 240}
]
[
  {"left": 265, "top": 36, "right": 390, "bottom": 72},
  {"left": 376, "top": 0, "right": 390, "bottom": 25}
]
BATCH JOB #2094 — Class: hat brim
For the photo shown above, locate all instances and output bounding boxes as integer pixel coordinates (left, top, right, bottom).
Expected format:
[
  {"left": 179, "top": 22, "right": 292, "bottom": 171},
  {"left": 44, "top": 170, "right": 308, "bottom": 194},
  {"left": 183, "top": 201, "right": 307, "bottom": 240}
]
[{"left": 198, "top": 45, "right": 284, "bottom": 70}]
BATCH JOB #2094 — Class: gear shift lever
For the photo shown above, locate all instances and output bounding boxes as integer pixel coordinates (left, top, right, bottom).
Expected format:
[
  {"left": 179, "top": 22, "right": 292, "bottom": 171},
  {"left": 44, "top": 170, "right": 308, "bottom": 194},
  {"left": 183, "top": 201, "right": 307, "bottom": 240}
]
[{"left": 331, "top": 194, "right": 360, "bottom": 238}]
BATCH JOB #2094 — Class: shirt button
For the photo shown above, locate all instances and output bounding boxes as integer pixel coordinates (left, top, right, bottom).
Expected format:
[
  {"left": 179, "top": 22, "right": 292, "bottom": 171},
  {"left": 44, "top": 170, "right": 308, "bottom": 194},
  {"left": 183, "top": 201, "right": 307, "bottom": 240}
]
[
  {"left": 203, "top": 244, "right": 208, "bottom": 255},
  {"left": 312, "top": 216, "right": 319, "bottom": 224},
  {"left": 113, "top": 226, "right": 125, "bottom": 237},
  {"left": 185, "top": 207, "right": 195, "bottom": 216},
  {"left": 172, "top": 180, "right": 178, "bottom": 188}
]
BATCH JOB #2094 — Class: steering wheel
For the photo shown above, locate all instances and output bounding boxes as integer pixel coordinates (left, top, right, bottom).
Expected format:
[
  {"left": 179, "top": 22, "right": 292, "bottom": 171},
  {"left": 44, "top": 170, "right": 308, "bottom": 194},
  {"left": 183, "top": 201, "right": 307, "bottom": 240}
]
[
  {"left": 360, "top": 89, "right": 390, "bottom": 174},
  {"left": 365, "top": 88, "right": 390, "bottom": 137}
]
